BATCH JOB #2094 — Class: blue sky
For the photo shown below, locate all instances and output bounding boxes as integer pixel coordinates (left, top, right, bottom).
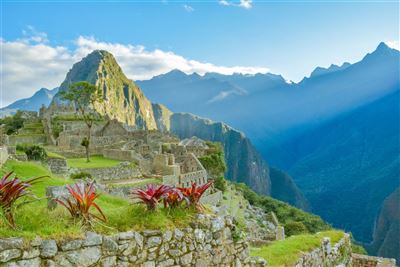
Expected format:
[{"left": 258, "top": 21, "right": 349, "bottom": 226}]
[{"left": 1, "top": 0, "right": 399, "bottom": 106}]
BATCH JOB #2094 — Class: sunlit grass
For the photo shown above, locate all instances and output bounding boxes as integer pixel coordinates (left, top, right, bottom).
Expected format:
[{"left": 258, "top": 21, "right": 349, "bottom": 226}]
[
  {"left": 66, "top": 155, "right": 122, "bottom": 169},
  {"left": 250, "top": 230, "right": 345, "bottom": 267}
]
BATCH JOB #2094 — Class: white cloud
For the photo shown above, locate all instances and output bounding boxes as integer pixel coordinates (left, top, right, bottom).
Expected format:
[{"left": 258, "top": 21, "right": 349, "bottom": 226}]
[
  {"left": 183, "top": 4, "right": 194, "bottom": 12},
  {"left": 1, "top": 33, "right": 268, "bottom": 107},
  {"left": 218, "top": 0, "right": 252, "bottom": 9},
  {"left": 385, "top": 40, "right": 400, "bottom": 51}
]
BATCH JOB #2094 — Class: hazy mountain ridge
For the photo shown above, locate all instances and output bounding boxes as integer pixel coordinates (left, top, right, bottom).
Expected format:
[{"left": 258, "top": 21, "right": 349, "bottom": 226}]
[{"left": 0, "top": 87, "right": 59, "bottom": 116}]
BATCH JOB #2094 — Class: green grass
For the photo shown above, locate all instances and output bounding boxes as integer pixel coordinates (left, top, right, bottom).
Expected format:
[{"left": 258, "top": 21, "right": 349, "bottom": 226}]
[
  {"left": 67, "top": 155, "right": 122, "bottom": 169},
  {"left": 250, "top": 231, "right": 345, "bottom": 266},
  {"left": 46, "top": 151, "right": 65, "bottom": 159},
  {"left": 0, "top": 160, "right": 195, "bottom": 239}
]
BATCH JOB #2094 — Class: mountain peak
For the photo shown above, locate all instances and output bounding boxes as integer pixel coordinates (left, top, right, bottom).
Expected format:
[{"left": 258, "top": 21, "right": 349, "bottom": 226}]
[{"left": 376, "top": 42, "right": 390, "bottom": 51}]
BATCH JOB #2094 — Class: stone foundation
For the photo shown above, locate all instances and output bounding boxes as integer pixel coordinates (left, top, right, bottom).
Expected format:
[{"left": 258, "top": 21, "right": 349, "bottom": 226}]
[
  {"left": 46, "top": 157, "right": 68, "bottom": 174},
  {"left": 0, "top": 215, "right": 266, "bottom": 267},
  {"left": 0, "top": 146, "right": 9, "bottom": 167}
]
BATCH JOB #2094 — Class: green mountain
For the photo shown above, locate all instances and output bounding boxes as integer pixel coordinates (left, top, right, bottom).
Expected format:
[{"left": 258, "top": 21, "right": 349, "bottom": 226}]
[{"left": 47, "top": 50, "right": 308, "bottom": 208}]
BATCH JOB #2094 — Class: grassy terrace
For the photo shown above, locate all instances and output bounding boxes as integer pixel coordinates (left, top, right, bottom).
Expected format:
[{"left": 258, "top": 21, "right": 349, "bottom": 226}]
[
  {"left": 0, "top": 160, "right": 195, "bottom": 239},
  {"left": 66, "top": 155, "right": 122, "bottom": 169},
  {"left": 250, "top": 230, "right": 344, "bottom": 266}
]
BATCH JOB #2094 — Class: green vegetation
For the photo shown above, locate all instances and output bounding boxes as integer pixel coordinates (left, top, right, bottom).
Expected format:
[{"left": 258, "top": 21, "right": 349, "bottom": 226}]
[
  {"left": 67, "top": 155, "right": 121, "bottom": 169},
  {"left": 251, "top": 231, "right": 344, "bottom": 266},
  {"left": 70, "top": 172, "right": 92, "bottom": 180},
  {"left": 59, "top": 81, "right": 103, "bottom": 162},
  {"left": 0, "top": 111, "right": 25, "bottom": 135},
  {"left": 284, "top": 221, "right": 308, "bottom": 236},
  {"left": 351, "top": 243, "right": 368, "bottom": 255},
  {"left": 221, "top": 185, "right": 248, "bottom": 226},
  {"left": 16, "top": 144, "right": 47, "bottom": 161},
  {"left": 46, "top": 151, "right": 65, "bottom": 159},
  {"left": 234, "top": 183, "right": 331, "bottom": 235},
  {"left": 0, "top": 160, "right": 195, "bottom": 239},
  {"left": 199, "top": 142, "right": 227, "bottom": 191}
]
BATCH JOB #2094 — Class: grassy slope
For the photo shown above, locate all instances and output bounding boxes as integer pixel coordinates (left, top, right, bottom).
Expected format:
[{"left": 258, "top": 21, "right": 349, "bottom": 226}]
[
  {"left": 251, "top": 231, "right": 344, "bottom": 266},
  {"left": 66, "top": 155, "right": 122, "bottom": 168},
  {"left": 0, "top": 160, "right": 194, "bottom": 239}
]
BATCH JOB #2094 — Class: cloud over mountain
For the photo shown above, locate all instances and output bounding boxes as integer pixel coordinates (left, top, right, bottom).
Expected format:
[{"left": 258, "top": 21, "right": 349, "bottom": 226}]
[{"left": 1, "top": 29, "right": 268, "bottom": 107}]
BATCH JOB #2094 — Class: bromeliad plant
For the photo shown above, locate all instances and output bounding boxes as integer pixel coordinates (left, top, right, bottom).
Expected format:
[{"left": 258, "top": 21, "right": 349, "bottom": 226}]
[
  {"left": 0, "top": 172, "right": 45, "bottom": 229},
  {"left": 163, "top": 188, "right": 186, "bottom": 208},
  {"left": 132, "top": 184, "right": 171, "bottom": 211},
  {"left": 178, "top": 181, "right": 214, "bottom": 211},
  {"left": 56, "top": 182, "right": 106, "bottom": 225}
]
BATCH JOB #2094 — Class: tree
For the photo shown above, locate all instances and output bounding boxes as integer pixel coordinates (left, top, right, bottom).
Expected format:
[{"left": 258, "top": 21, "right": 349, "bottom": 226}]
[
  {"left": 0, "top": 111, "right": 25, "bottom": 135},
  {"left": 59, "top": 81, "right": 102, "bottom": 162}
]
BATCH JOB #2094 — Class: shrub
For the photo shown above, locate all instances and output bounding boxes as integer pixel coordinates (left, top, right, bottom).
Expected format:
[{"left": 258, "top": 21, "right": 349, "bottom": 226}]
[
  {"left": 214, "top": 176, "right": 227, "bottom": 192},
  {"left": 284, "top": 221, "right": 308, "bottom": 236},
  {"left": 131, "top": 184, "right": 171, "bottom": 211},
  {"left": 25, "top": 145, "right": 47, "bottom": 161},
  {"left": 70, "top": 172, "right": 93, "bottom": 180},
  {"left": 178, "top": 181, "right": 214, "bottom": 211},
  {"left": 17, "top": 144, "right": 47, "bottom": 161},
  {"left": 56, "top": 182, "right": 106, "bottom": 225},
  {"left": 0, "top": 172, "right": 44, "bottom": 228}
]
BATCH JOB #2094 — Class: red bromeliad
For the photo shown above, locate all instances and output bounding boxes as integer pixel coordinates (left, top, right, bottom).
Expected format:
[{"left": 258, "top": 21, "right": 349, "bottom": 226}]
[
  {"left": 177, "top": 181, "right": 213, "bottom": 210},
  {"left": 131, "top": 184, "right": 171, "bottom": 210},
  {"left": 0, "top": 172, "right": 44, "bottom": 228},
  {"left": 163, "top": 188, "right": 186, "bottom": 208},
  {"left": 56, "top": 182, "right": 106, "bottom": 224}
]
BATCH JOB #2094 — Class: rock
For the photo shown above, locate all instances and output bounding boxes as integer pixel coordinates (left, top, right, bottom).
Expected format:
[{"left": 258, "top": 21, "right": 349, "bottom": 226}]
[
  {"left": 30, "top": 237, "right": 42, "bottom": 247},
  {"left": 158, "top": 258, "right": 175, "bottom": 267},
  {"left": 60, "top": 240, "right": 82, "bottom": 251},
  {"left": 194, "top": 229, "right": 205, "bottom": 243},
  {"left": 163, "top": 231, "right": 173, "bottom": 242},
  {"left": 211, "top": 217, "right": 225, "bottom": 232},
  {"left": 180, "top": 252, "right": 193, "bottom": 266},
  {"left": 142, "top": 230, "right": 161, "bottom": 237},
  {"left": 135, "top": 232, "right": 144, "bottom": 249},
  {"left": 83, "top": 232, "right": 102, "bottom": 246},
  {"left": 0, "top": 249, "right": 21, "bottom": 263},
  {"left": 6, "top": 257, "right": 41, "bottom": 267},
  {"left": 146, "top": 236, "right": 162, "bottom": 248},
  {"left": 21, "top": 248, "right": 40, "bottom": 259},
  {"left": 169, "top": 249, "right": 182, "bottom": 257},
  {"left": 118, "top": 231, "right": 134, "bottom": 240},
  {"left": 174, "top": 229, "right": 184, "bottom": 241},
  {"left": 64, "top": 246, "right": 102, "bottom": 267},
  {"left": 100, "top": 256, "right": 117, "bottom": 267},
  {"left": 103, "top": 237, "right": 119, "bottom": 254},
  {"left": 142, "top": 261, "right": 155, "bottom": 267},
  {"left": 40, "top": 240, "right": 58, "bottom": 258},
  {"left": 0, "top": 238, "right": 23, "bottom": 251}
]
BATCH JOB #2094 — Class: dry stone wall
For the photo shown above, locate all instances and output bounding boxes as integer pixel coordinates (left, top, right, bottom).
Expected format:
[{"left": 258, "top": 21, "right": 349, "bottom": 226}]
[
  {"left": 71, "top": 162, "right": 141, "bottom": 182},
  {"left": 0, "top": 215, "right": 266, "bottom": 267},
  {"left": 352, "top": 253, "right": 396, "bottom": 267},
  {"left": 294, "top": 234, "right": 352, "bottom": 267}
]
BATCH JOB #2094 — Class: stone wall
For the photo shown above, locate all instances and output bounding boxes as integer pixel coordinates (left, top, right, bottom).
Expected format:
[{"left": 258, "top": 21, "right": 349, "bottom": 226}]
[
  {"left": 46, "top": 157, "right": 68, "bottom": 174},
  {"left": 7, "top": 135, "right": 47, "bottom": 145},
  {"left": 294, "top": 234, "right": 352, "bottom": 267},
  {"left": 0, "top": 215, "right": 266, "bottom": 267},
  {"left": 103, "top": 149, "right": 141, "bottom": 162},
  {"left": 0, "top": 146, "right": 9, "bottom": 167},
  {"left": 352, "top": 253, "right": 396, "bottom": 267},
  {"left": 72, "top": 162, "right": 142, "bottom": 182}
]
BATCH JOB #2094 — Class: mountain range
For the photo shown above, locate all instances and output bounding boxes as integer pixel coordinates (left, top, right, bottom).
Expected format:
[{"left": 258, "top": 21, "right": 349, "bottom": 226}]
[
  {"left": 0, "top": 87, "right": 58, "bottom": 117},
  {"left": 3, "top": 42, "right": 399, "bottom": 260}
]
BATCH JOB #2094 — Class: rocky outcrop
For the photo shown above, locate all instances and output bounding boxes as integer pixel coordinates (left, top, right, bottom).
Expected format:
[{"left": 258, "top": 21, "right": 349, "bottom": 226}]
[
  {"left": 0, "top": 215, "right": 266, "bottom": 267},
  {"left": 50, "top": 50, "right": 158, "bottom": 130}
]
